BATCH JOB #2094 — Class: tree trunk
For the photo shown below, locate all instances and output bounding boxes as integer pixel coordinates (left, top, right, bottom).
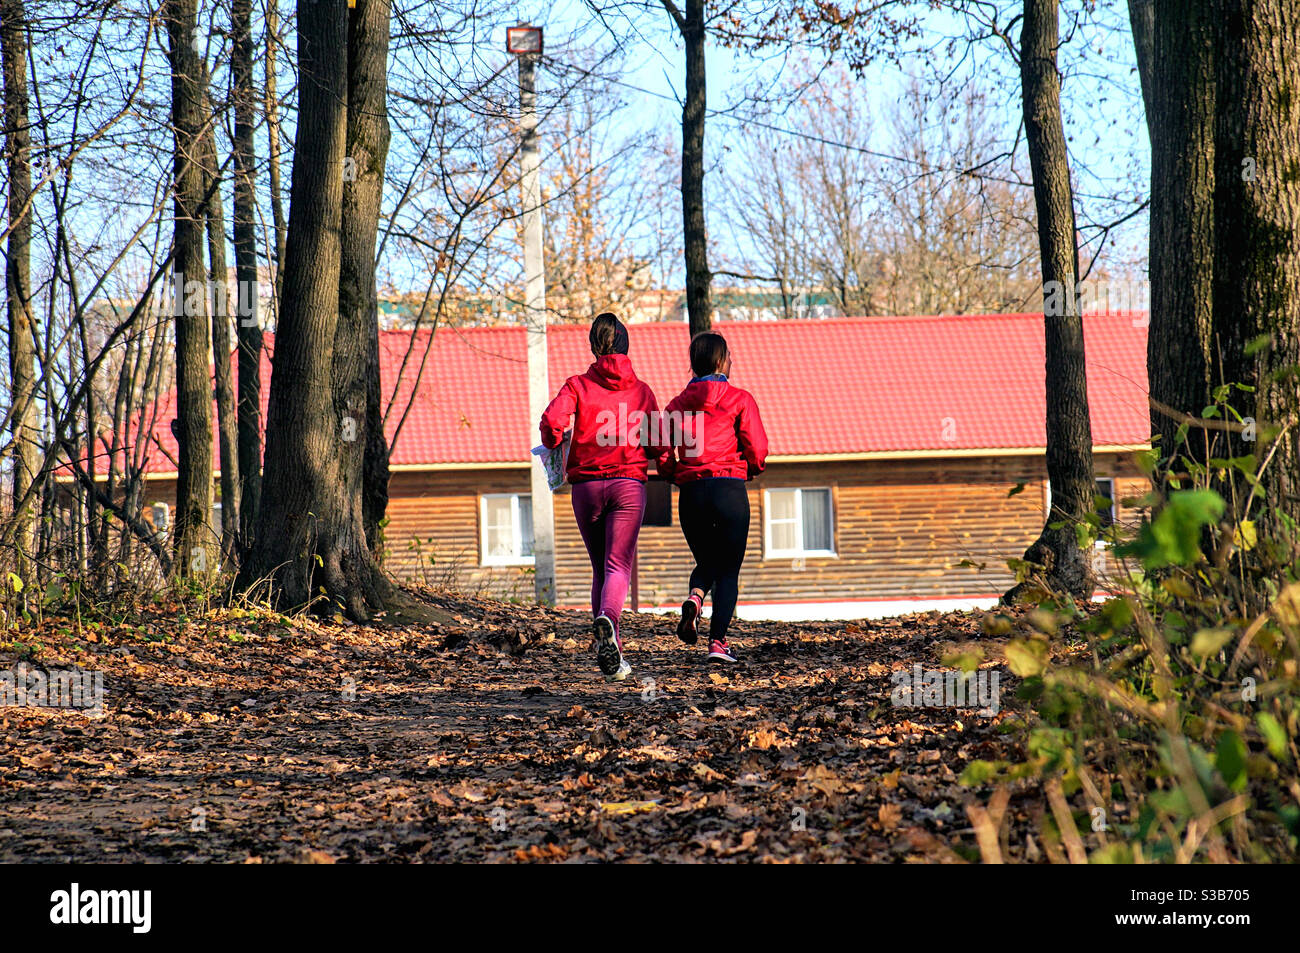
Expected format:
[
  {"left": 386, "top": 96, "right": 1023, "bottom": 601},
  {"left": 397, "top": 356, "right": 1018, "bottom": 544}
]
[
  {"left": 1210, "top": 0, "right": 1300, "bottom": 526},
  {"left": 265, "top": 0, "right": 288, "bottom": 309},
  {"left": 232, "top": 0, "right": 262, "bottom": 548},
  {"left": 1127, "top": 0, "right": 1155, "bottom": 128},
  {"left": 340, "top": 0, "right": 392, "bottom": 561},
  {"left": 238, "top": 0, "right": 386, "bottom": 620},
  {"left": 165, "top": 0, "right": 214, "bottom": 575},
  {"left": 1005, "top": 0, "right": 1095, "bottom": 603},
  {"left": 1148, "top": 0, "right": 1215, "bottom": 465},
  {"left": 199, "top": 92, "right": 240, "bottom": 562},
  {"left": 680, "top": 0, "right": 711, "bottom": 335},
  {"left": 2, "top": 0, "right": 36, "bottom": 580}
]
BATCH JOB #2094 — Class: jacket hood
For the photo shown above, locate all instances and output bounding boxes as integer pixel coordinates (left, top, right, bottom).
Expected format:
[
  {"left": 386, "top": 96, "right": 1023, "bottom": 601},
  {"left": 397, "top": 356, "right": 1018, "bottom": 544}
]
[
  {"left": 585, "top": 353, "right": 639, "bottom": 390},
  {"left": 675, "top": 378, "right": 731, "bottom": 410}
]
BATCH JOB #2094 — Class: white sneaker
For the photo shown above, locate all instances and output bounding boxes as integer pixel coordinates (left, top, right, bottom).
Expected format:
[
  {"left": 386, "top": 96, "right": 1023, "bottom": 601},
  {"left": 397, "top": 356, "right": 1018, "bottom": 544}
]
[{"left": 593, "top": 615, "right": 631, "bottom": 682}]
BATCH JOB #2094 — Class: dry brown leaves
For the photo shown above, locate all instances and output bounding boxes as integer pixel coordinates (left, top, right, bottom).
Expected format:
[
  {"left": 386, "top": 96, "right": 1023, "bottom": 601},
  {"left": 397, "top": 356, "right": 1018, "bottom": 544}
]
[{"left": 0, "top": 589, "right": 1034, "bottom": 863}]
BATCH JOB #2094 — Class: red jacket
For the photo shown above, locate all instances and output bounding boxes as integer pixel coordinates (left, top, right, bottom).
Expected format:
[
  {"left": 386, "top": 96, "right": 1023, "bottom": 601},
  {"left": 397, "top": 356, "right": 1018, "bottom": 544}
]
[
  {"left": 539, "top": 354, "right": 670, "bottom": 483},
  {"left": 662, "top": 378, "right": 768, "bottom": 484}
]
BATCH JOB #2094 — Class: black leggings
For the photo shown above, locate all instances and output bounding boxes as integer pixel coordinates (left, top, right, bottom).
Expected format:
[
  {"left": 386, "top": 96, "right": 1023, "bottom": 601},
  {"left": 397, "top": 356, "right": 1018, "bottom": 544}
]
[{"left": 678, "top": 478, "right": 750, "bottom": 640}]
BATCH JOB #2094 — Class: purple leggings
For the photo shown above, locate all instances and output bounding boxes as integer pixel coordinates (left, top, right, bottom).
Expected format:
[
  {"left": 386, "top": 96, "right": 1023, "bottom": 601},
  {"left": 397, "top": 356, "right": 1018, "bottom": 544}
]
[{"left": 571, "top": 478, "right": 645, "bottom": 635}]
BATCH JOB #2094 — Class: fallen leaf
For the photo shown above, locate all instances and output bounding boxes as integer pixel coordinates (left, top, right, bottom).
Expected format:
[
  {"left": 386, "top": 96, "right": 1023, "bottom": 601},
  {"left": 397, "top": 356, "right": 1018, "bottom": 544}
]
[
  {"left": 600, "top": 800, "right": 660, "bottom": 816},
  {"left": 878, "top": 803, "right": 904, "bottom": 831}
]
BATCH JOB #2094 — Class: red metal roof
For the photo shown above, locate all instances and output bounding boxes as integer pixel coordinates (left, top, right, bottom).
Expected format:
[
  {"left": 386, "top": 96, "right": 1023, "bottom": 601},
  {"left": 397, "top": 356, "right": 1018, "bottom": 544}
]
[{"left": 80, "top": 312, "right": 1151, "bottom": 475}]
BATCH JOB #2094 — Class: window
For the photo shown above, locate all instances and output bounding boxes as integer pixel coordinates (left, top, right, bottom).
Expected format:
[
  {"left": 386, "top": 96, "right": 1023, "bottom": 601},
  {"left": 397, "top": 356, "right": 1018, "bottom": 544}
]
[
  {"left": 151, "top": 502, "right": 170, "bottom": 540},
  {"left": 1046, "top": 479, "right": 1117, "bottom": 545},
  {"left": 480, "top": 494, "right": 534, "bottom": 565},
  {"left": 1095, "top": 478, "right": 1116, "bottom": 529},
  {"left": 642, "top": 478, "right": 673, "bottom": 527},
  {"left": 764, "top": 487, "right": 834, "bottom": 558}
]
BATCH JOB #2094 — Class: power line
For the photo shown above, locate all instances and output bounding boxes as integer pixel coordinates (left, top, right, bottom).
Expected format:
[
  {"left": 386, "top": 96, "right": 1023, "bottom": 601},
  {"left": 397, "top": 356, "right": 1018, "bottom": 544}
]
[{"left": 540, "top": 52, "right": 1140, "bottom": 205}]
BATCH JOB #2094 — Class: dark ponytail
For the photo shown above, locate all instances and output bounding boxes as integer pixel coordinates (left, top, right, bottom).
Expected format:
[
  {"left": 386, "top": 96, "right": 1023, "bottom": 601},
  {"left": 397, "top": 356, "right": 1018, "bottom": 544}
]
[
  {"left": 590, "top": 312, "right": 629, "bottom": 357},
  {"left": 689, "top": 331, "right": 728, "bottom": 377}
]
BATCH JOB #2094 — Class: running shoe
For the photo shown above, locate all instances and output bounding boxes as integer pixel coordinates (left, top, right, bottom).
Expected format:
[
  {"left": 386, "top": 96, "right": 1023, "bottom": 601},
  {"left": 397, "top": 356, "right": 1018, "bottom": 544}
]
[
  {"left": 593, "top": 615, "right": 631, "bottom": 682},
  {"left": 676, "top": 594, "right": 702, "bottom": 645},
  {"left": 706, "top": 638, "right": 737, "bottom": 663}
]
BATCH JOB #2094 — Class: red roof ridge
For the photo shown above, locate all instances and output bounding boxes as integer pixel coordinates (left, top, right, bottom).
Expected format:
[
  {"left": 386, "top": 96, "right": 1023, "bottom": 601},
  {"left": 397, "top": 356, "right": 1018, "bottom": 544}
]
[
  {"left": 71, "top": 312, "right": 1151, "bottom": 475},
  {"left": 406, "top": 311, "right": 1150, "bottom": 334}
]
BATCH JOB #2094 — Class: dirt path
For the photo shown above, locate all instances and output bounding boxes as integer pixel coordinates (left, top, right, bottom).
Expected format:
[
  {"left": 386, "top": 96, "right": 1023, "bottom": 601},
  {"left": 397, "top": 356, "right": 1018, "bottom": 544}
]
[{"left": 0, "top": 593, "right": 1024, "bottom": 862}]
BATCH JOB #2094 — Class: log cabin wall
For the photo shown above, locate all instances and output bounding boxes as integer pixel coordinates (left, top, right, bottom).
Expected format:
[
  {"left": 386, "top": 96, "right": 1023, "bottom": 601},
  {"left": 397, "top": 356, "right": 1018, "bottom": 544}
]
[
  {"left": 374, "top": 451, "right": 1148, "bottom": 607},
  {"left": 121, "top": 454, "right": 1146, "bottom": 603},
  {"left": 381, "top": 467, "right": 539, "bottom": 600}
]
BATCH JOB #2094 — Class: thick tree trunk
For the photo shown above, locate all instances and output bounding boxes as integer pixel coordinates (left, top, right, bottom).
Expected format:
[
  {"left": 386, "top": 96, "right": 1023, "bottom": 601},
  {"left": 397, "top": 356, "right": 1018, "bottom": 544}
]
[
  {"left": 232, "top": 0, "right": 262, "bottom": 548},
  {"left": 340, "top": 0, "right": 392, "bottom": 563},
  {"left": 2, "top": 0, "right": 36, "bottom": 579},
  {"left": 165, "top": 0, "right": 214, "bottom": 574},
  {"left": 679, "top": 0, "right": 711, "bottom": 335},
  {"left": 238, "top": 0, "right": 386, "bottom": 620},
  {"left": 1148, "top": 0, "right": 1215, "bottom": 466},
  {"left": 199, "top": 99, "right": 240, "bottom": 562},
  {"left": 1210, "top": 1, "right": 1300, "bottom": 526},
  {"left": 1005, "top": 0, "right": 1095, "bottom": 603}
]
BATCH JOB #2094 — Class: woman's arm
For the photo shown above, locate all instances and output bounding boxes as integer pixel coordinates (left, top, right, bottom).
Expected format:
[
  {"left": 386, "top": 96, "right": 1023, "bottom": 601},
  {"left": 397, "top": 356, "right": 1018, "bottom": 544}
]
[
  {"left": 643, "top": 386, "right": 675, "bottom": 477},
  {"left": 539, "top": 380, "right": 577, "bottom": 449},
  {"left": 737, "top": 391, "right": 769, "bottom": 478}
]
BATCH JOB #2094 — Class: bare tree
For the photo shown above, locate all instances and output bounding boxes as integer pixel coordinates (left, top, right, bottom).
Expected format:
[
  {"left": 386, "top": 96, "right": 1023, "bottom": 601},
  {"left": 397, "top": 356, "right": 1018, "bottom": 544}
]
[
  {"left": 717, "top": 67, "right": 1038, "bottom": 318},
  {"left": 661, "top": 0, "right": 712, "bottom": 334},
  {"left": 1006, "top": 0, "right": 1096, "bottom": 602},
  {"left": 265, "top": 0, "right": 288, "bottom": 306},
  {"left": 165, "top": 0, "right": 215, "bottom": 575},
  {"left": 875, "top": 78, "right": 1039, "bottom": 316},
  {"left": 341, "top": 0, "right": 393, "bottom": 558},
  {"left": 719, "top": 131, "right": 814, "bottom": 318},
  {"left": 197, "top": 68, "right": 240, "bottom": 560},
  {"left": 2, "top": 0, "right": 36, "bottom": 579},
  {"left": 232, "top": 0, "right": 262, "bottom": 549},
  {"left": 240, "top": 0, "right": 393, "bottom": 619},
  {"left": 536, "top": 95, "right": 672, "bottom": 320}
]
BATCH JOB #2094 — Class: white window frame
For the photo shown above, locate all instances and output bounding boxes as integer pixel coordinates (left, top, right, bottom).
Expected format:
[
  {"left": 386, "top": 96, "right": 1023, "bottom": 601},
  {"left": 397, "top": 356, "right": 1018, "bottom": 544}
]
[
  {"left": 479, "top": 493, "right": 535, "bottom": 566},
  {"left": 1094, "top": 477, "right": 1117, "bottom": 544},
  {"left": 151, "top": 502, "right": 170, "bottom": 540},
  {"left": 1047, "top": 478, "right": 1117, "bottom": 548},
  {"left": 763, "top": 487, "right": 836, "bottom": 559}
]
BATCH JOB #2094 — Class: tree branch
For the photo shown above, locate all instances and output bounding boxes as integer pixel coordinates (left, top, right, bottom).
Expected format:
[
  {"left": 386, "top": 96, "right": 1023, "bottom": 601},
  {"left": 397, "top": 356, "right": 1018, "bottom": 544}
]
[{"left": 659, "top": 0, "right": 687, "bottom": 34}]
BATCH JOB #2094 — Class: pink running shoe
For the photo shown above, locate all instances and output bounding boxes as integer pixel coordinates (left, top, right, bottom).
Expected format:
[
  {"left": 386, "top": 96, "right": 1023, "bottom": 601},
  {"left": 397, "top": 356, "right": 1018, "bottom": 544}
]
[
  {"left": 676, "top": 593, "right": 703, "bottom": 645},
  {"left": 706, "top": 638, "right": 737, "bottom": 663}
]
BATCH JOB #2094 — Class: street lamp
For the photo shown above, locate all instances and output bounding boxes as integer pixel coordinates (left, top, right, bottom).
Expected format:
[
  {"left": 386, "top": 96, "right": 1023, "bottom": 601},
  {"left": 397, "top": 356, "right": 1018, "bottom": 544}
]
[
  {"left": 508, "top": 24, "right": 553, "bottom": 605},
  {"left": 506, "top": 24, "right": 543, "bottom": 55}
]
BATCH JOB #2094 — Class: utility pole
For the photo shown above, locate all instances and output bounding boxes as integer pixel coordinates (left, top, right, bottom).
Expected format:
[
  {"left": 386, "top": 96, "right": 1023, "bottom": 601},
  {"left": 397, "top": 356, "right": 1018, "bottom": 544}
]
[{"left": 509, "top": 23, "right": 554, "bottom": 604}]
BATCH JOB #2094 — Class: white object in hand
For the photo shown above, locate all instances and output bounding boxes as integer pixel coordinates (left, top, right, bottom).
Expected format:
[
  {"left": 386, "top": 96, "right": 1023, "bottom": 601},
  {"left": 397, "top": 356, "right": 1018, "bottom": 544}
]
[{"left": 531, "top": 430, "right": 571, "bottom": 491}]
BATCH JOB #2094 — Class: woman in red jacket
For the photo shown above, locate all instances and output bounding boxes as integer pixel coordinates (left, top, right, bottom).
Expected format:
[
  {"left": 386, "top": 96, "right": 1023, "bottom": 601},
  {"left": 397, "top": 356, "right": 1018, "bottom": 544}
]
[
  {"left": 662, "top": 331, "right": 768, "bottom": 663},
  {"left": 539, "top": 313, "right": 668, "bottom": 682}
]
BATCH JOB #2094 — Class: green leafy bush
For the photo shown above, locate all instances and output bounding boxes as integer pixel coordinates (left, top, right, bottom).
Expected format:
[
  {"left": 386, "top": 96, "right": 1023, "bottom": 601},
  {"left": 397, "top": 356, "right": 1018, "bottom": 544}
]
[{"left": 965, "top": 395, "right": 1299, "bottom": 862}]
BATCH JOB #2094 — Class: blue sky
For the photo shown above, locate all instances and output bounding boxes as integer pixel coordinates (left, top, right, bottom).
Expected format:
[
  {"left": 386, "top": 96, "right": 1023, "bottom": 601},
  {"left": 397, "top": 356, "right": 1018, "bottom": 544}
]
[{"left": 501, "top": 0, "right": 1150, "bottom": 281}]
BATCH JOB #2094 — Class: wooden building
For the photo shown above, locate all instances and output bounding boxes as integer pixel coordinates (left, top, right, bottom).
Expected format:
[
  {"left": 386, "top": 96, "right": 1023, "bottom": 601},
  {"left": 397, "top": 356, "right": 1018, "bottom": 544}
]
[{"left": 107, "top": 313, "right": 1152, "bottom": 618}]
